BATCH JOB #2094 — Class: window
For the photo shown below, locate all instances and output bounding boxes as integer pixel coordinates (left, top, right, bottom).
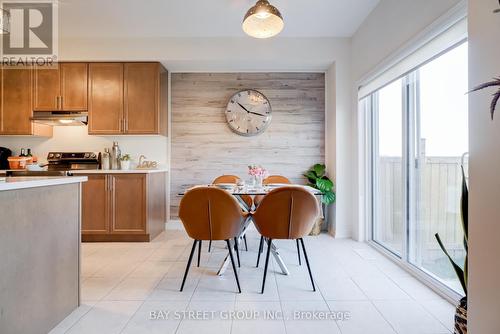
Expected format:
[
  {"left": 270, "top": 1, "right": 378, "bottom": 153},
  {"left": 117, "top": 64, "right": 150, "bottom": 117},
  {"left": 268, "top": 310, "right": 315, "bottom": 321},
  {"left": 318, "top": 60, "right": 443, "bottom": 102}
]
[{"left": 366, "top": 42, "right": 468, "bottom": 295}]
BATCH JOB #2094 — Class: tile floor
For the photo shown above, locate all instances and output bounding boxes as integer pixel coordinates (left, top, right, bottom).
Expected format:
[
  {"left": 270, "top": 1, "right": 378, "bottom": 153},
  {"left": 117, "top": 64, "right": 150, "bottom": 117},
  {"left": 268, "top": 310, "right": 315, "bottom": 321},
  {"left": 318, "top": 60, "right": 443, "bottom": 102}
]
[{"left": 49, "top": 222, "right": 455, "bottom": 334}]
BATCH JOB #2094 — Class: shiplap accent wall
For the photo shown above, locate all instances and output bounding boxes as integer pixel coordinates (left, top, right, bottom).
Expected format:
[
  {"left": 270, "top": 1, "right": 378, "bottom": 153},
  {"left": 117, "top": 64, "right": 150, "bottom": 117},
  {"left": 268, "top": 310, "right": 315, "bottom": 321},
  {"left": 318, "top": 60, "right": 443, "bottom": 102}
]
[{"left": 170, "top": 73, "right": 325, "bottom": 217}]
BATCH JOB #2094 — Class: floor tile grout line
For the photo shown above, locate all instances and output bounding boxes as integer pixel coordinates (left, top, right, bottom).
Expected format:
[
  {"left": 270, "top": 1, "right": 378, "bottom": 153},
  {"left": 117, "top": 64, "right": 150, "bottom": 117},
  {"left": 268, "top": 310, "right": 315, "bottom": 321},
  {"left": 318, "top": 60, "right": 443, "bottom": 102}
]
[
  {"left": 368, "top": 299, "right": 400, "bottom": 334},
  {"left": 175, "top": 243, "right": 211, "bottom": 334},
  {"left": 117, "top": 252, "right": 180, "bottom": 334},
  {"left": 377, "top": 260, "right": 454, "bottom": 333}
]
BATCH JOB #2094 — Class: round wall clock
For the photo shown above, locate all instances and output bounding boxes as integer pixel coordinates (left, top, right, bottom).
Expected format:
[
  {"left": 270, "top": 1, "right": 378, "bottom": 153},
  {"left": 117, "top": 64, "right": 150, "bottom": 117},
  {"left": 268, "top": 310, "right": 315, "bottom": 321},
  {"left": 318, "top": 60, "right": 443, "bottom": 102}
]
[{"left": 225, "top": 89, "right": 272, "bottom": 136}]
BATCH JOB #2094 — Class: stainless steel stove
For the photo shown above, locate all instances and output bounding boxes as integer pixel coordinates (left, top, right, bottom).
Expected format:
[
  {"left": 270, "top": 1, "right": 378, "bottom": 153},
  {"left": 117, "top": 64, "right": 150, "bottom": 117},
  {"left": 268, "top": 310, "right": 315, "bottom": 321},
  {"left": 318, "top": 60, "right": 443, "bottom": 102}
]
[
  {"left": 5, "top": 152, "right": 100, "bottom": 177},
  {"left": 47, "top": 152, "right": 100, "bottom": 171}
]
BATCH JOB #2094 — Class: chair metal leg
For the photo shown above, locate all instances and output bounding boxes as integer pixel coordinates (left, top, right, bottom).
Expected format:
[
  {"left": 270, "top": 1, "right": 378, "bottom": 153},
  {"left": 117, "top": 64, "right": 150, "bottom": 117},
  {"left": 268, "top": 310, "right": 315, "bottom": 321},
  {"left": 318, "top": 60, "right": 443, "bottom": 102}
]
[
  {"left": 208, "top": 240, "right": 212, "bottom": 253},
  {"left": 234, "top": 237, "right": 241, "bottom": 267},
  {"left": 299, "top": 238, "right": 316, "bottom": 292},
  {"left": 261, "top": 238, "right": 273, "bottom": 294},
  {"left": 243, "top": 235, "right": 248, "bottom": 251},
  {"left": 197, "top": 240, "right": 202, "bottom": 267},
  {"left": 226, "top": 240, "right": 242, "bottom": 293},
  {"left": 180, "top": 239, "right": 198, "bottom": 291},
  {"left": 296, "top": 239, "right": 302, "bottom": 266},
  {"left": 256, "top": 236, "right": 264, "bottom": 267}
]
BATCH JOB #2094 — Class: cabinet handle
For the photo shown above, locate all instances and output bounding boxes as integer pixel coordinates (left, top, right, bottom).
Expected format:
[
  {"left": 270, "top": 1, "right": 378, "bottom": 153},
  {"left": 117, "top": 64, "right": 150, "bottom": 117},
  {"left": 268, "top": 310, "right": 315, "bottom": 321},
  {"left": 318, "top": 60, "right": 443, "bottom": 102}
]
[
  {"left": 59, "top": 96, "right": 63, "bottom": 110},
  {"left": 124, "top": 118, "right": 128, "bottom": 132},
  {"left": 55, "top": 96, "right": 58, "bottom": 109}
]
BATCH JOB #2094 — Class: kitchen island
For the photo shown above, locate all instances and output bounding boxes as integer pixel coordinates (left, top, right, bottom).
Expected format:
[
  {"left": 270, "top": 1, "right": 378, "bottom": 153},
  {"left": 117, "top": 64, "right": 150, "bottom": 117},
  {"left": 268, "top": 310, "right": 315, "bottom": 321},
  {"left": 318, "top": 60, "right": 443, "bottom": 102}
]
[{"left": 0, "top": 176, "right": 87, "bottom": 334}]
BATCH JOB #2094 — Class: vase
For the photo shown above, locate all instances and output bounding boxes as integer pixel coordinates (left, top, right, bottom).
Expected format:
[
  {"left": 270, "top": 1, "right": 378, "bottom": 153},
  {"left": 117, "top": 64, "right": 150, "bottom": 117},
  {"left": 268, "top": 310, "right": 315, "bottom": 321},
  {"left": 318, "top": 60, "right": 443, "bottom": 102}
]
[
  {"left": 120, "top": 160, "right": 131, "bottom": 170},
  {"left": 253, "top": 175, "right": 263, "bottom": 188},
  {"left": 454, "top": 297, "right": 467, "bottom": 334},
  {"left": 309, "top": 217, "right": 323, "bottom": 236}
]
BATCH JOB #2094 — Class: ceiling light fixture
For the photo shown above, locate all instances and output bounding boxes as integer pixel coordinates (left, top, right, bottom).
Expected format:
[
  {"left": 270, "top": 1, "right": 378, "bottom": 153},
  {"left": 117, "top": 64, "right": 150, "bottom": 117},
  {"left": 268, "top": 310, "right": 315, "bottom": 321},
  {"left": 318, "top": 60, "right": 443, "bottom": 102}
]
[{"left": 242, "top": 0, "right": 284, "bottom": 39}]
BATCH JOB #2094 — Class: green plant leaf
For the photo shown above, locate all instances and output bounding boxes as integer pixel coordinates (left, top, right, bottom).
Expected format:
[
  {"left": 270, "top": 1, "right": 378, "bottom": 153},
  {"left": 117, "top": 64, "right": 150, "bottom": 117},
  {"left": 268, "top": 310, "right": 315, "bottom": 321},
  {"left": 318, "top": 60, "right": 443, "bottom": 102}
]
[
  {"left": 322, "top": 191, "right": 336, "bottom": 205},
  {"left": 435, "top": 233, "right": 467, "bottom": 295},
  {"left": 313, "top": 164, "right": 326, "bottom": 178},
  {"left": 316, "top": 178, "right": 333, "bottom": 192},
  {"left": 304, "top": 170, "right": 318, "bottom": 179}
]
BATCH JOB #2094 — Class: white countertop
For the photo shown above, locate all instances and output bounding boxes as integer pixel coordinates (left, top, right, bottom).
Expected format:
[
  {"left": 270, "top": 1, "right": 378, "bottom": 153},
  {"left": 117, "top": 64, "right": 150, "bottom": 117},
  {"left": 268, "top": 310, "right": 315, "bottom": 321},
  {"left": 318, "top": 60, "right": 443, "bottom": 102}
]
[
  {"left": 0, "top": 168, "right": 168, "bottom": 175},
  {"left": 0, "top": 176, "right": 88, "bottom": 191},
  {"left": 70, "top": 168, "right": 168, "bottom": 174}
]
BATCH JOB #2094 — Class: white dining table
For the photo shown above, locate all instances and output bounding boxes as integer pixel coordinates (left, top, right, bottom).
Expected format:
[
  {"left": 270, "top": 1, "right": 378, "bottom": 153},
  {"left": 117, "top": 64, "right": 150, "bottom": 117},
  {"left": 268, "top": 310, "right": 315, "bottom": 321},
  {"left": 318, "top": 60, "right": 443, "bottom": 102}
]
[{"left": 178, "top": 184, "right": 323, "bottom": 276}]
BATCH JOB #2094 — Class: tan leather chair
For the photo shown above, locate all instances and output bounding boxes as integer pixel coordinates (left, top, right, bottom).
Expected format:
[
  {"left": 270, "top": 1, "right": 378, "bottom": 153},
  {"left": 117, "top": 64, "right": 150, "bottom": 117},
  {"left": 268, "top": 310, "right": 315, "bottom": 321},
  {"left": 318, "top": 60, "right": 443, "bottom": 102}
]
[
  {"left": 212, "top": 175, "right": 252, "bottom": 252},
  {"left": 254, "top": 175, "right": 302, "bottom": 263},
  {"left": 212, "top": 175, "right": 240, "bottom": 184},
  {"left": 178, "top": 186, "right": 246, "bottom": 293},
  {"left": 254, "top": 175, "right": 291, "bottom": 207},
  {"left": 263, "top": 175, "right": 291, "bottom": 185},
  {"left": 252, "top": 186, "right": 319, "bottom": 293}
]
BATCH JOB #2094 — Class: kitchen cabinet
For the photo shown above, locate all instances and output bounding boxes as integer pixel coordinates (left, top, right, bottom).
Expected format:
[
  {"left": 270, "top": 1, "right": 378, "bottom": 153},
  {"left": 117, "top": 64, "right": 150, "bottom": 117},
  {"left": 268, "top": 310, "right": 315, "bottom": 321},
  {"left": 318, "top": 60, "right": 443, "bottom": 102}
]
[
  {"left": 61, "top": 63, "right": 88, "bottom": 110},
  {"left": 89, "top": 62, "right": 167, "bottom": 135},
  {"left": 34, "top": 63, "right": 88, "bottom": 111},
  {"left": 81, "top": 172, "right": 166, "bottom": 242},
  {"left": 124, "top": 63, "right": 165, "bottom": 134},
  {"left": 0, "top": 66, "right": 52, "bottom": 136},
  {"left": 81, "top": 174, "right": 109, "bottom": 234},
  {"left": 88, "top": 63, "right": 124, "bottom": 134},
  {"left": 110, "top": 174, "right": 146, "bottom": 233}
]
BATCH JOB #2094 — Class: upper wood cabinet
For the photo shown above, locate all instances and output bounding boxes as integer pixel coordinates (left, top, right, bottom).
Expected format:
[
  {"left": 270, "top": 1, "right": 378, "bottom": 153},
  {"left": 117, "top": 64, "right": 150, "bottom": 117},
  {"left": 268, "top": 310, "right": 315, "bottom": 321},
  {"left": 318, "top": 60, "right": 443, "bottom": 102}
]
[
  {"left": 124, "top": 63, "right": 159, "bottom": 134},
  {"left": 89, "top": 62, "right": 167, "bottom": 135},
  {"left": 88, "top": 63, "right": 124, "bottom": 134},
  {"left": 33, "top": 66, "right": 59, "bottom": 111},
  {"left": 0, "top": 66, "right": 52, "bottom": 136},
  {"left": 34, "top": 63, "right": 88, "bottom": 111},
  {"left": 61, "top": 63, "right": 88, "bottom": 110}
]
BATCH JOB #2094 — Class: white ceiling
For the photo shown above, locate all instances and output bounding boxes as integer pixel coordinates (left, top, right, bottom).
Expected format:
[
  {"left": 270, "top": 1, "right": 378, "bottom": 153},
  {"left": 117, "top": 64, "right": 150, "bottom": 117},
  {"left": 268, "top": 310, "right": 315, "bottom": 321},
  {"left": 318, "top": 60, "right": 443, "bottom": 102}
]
[{"left": 58, "top": 0, "right": 380, "bottom": 39}]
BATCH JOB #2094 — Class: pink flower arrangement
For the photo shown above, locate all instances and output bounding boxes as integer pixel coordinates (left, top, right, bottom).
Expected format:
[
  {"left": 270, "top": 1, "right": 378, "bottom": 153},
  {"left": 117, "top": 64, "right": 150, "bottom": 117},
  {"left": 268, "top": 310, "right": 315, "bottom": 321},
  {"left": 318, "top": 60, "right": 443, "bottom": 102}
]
[{"left": 248, "top": 165, "right": 268, "bottom": 178}]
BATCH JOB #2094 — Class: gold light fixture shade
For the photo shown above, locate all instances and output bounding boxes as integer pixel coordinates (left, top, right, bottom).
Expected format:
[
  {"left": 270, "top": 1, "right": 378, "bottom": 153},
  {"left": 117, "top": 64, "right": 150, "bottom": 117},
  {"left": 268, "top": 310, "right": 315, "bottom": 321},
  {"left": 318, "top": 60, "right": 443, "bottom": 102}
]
[{"left": 242, "top": 0, "right": 284, "bottom": 39}]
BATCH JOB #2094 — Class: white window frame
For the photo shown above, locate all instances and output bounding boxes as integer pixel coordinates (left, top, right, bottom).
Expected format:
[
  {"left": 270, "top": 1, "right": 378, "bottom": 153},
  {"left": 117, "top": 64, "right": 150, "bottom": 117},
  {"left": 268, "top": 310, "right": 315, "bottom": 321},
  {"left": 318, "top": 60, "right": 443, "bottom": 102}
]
[{"left": 357, "top": 1, "right": 468, "bottom": 302}]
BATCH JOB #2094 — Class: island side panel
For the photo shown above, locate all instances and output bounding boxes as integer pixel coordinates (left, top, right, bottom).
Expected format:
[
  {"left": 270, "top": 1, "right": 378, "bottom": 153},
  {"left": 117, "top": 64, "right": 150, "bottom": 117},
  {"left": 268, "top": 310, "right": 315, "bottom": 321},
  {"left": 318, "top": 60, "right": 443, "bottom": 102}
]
[{"left": 0, "top": 183, "right": 80, "bottom": 334}]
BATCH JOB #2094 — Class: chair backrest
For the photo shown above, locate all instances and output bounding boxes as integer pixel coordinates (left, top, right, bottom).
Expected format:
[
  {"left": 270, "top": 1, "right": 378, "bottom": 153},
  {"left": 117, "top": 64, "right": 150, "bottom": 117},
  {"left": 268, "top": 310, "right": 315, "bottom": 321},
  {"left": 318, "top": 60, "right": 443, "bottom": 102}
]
[
  {"left": 179, "top": 187, "right": 244, "bottom": 240},
  {"left": 253, "top": 186, "right": 319, "bottom": 239},
  {"left": 213, "top": 175, "right": 240, "bottom": 184},
  {"left": 263, "top": 175, "right": 291, "bottom": 185}
]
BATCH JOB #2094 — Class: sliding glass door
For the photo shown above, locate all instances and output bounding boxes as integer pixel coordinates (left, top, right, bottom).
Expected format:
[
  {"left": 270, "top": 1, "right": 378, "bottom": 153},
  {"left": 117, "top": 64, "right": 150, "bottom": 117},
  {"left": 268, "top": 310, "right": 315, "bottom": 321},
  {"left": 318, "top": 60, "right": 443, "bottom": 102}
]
[
  {"left": 410, "top": 42, "right": 468, "bottom": 293},
  {"left": 368, "top": 42, "right": 468, "bottom": 295},
  {"left": 372, "top": 79, "right": 404, "bottom": 256}
]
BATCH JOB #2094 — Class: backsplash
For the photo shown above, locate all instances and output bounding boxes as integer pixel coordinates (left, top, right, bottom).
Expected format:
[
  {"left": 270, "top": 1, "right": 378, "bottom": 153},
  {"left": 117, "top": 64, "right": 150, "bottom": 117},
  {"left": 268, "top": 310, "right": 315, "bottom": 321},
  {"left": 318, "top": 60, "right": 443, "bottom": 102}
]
[{"left": 0, "top": 126, "right": 168, "bottom": 168}]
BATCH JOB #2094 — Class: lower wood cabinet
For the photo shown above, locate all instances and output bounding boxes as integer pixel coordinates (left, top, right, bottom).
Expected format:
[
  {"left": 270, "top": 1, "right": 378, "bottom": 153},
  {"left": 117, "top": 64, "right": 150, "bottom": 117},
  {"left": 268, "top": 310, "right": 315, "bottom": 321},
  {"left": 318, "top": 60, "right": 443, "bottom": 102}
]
[{"left": 81, "top": 172, "right": 166, "bottom": 242}]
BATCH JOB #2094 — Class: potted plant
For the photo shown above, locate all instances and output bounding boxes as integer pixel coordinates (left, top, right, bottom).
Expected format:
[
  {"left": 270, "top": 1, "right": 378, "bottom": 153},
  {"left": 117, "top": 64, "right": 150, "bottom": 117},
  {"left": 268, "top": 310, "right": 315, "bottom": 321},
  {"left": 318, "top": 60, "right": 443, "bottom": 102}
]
[
  {"left": 435, "top": 166, "right": 468, "bottom": 334},
  {"left": 120, "top": 154, "right": 132, "bottom": 170},
  {"left": 304, "top": 164, "right": 336, "bottom": 235},
  {"left": 445, "top": 75, "right": 500, "bottom": 334}
]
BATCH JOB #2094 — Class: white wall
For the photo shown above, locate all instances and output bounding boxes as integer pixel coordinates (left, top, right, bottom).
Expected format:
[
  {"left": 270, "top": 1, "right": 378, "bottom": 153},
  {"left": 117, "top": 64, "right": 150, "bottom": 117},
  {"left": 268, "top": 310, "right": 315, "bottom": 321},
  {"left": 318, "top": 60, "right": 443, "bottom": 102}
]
[
  {"left": 350, "top": 0, "right": 462, "bottom": 241},
  {"left": 468, "top": 0, "right": 500, "bottom": 331},
  {"left": 326, "top": 41, "right": 353, "bottom": 238},
  {"left": 351, "top": 0, "right": 461, "bottom": 81}
]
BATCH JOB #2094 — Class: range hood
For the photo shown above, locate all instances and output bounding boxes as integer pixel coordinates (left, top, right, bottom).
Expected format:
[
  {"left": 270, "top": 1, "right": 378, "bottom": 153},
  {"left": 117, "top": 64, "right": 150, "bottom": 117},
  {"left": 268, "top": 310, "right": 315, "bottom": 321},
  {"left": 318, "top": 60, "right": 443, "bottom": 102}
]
[{"left": 31, "top": 111, "right": 88, "bottom": 126}]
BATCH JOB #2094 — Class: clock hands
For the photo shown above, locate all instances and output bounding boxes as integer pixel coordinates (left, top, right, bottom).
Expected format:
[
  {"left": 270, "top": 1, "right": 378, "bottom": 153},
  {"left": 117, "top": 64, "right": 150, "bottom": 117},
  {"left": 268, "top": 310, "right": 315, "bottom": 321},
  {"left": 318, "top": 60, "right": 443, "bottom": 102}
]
[
  {"left": 248, "top": 111, "right": 267, "bottom": 117},
  {"left": 237, "top": 102, "right": 251, "bottom": 113},
  {"left": 237, "top": 102, "right": 266, "bottom": 117}
]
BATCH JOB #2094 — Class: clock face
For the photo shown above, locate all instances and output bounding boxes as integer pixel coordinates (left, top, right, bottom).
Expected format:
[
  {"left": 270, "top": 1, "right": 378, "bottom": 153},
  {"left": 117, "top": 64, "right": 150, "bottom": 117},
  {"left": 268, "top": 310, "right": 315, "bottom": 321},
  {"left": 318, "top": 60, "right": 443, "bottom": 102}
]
[{"left": 225, "top": 89, "right": 272, "bottom": 136}]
